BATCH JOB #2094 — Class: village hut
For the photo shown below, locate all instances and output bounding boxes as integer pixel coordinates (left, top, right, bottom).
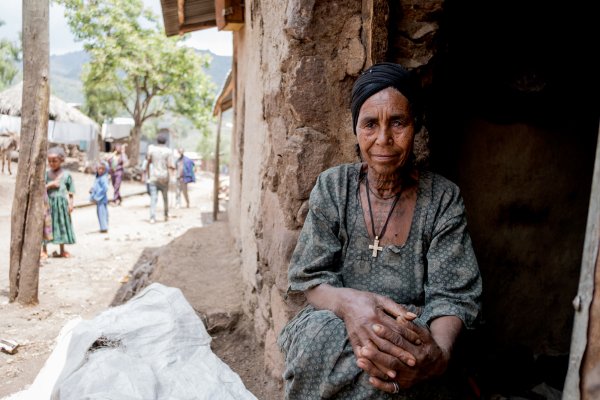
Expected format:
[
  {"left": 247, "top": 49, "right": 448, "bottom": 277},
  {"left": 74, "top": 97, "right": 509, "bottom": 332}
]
[
  {"left": 0, "top": 81, "right": 100, "bottom": 161},
  {"left": 160, "top": 1, "right": 600, "bottom": 397}
]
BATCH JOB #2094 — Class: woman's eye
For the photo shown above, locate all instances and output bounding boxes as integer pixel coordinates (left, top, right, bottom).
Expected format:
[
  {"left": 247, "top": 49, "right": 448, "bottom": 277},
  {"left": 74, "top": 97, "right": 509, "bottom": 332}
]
[{"left": 361, "top": 121, "right": 376, "bottom": 130}]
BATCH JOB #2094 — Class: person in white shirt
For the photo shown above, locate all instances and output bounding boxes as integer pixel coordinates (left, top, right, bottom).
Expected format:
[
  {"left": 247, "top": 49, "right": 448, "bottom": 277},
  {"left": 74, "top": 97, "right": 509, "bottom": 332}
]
[{"left": 145, "top": 130, "right": 175, "bottom": 223}]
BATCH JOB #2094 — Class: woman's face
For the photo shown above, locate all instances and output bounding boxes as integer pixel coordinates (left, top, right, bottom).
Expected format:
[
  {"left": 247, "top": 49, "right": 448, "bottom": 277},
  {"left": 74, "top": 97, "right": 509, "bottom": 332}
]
[
  {"left": 47, "top": 154, "right": 62, "bottom": 171},
  {"left": 356, "top": 87, "right": 415, "bottom": 175},
  {"left": 98, "top": 164, "right": 106, "bottom": 175}
]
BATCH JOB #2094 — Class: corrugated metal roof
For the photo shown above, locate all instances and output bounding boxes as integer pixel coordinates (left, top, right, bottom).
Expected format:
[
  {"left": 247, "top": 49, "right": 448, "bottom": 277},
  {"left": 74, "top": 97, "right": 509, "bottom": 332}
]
[{"left": 160, "top": 0, "right": 216, "bottom": 37}]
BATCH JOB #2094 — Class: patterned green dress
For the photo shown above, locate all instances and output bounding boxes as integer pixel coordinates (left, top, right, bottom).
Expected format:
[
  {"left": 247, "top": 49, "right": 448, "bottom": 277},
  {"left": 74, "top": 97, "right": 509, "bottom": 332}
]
[
  {"left": 277, "top": 163, "right": 482, "bottom": 399},
  {"left": 45, "top": 170, "right": 76, "bottom": 244}
]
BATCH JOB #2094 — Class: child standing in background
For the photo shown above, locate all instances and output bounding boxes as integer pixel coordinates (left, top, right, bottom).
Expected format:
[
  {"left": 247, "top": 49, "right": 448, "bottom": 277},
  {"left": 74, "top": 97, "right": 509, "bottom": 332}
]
[
  {"left": 89, "top": 160, "right": 110, "bottom": 233},
  {"left": 43, "top": 146, "right": 75, "bottom": 258}
]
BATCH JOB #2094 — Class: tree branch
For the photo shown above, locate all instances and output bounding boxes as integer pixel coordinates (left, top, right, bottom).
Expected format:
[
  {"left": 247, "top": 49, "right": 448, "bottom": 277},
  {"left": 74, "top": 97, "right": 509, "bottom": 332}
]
[
  {"left": 141, "top": 110, "right": 163, "bottom": 123},
  {"left": 115, "top": 85, "right": 133, "bottom": 116}
]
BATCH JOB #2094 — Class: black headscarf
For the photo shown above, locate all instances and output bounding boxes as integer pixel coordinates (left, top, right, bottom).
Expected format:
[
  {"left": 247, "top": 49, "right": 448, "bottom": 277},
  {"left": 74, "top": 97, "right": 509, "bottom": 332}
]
[{"left": 350, "top": 62, "right": 422, "bottom": 135}]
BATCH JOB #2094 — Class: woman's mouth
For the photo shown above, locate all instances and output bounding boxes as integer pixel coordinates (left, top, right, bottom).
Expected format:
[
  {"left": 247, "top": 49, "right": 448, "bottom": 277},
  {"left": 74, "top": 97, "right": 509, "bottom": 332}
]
[{"left": 371, "top": 154, "right": 398, "bottom": 161}]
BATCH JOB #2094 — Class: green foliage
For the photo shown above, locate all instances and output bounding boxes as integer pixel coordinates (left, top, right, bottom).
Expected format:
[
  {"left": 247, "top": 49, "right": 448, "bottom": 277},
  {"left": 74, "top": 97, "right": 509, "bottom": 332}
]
[
  {"left": 0, "top": 20, "right": 21, "bottom": 90},
  {"left": 56, "top": 0, "right": 215, "bottom": 133},
  {"left": 196, "top": 111, "right": 232, "bottom": 166}
]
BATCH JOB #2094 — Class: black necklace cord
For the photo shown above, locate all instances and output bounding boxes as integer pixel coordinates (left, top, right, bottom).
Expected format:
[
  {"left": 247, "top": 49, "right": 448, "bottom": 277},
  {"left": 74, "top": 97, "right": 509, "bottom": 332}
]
[
  {"left": 367, "top": 183, "right": 398, "bottom": 200},
  {"left": 365, "top": 177, "right": 402, "bottom": 241}
]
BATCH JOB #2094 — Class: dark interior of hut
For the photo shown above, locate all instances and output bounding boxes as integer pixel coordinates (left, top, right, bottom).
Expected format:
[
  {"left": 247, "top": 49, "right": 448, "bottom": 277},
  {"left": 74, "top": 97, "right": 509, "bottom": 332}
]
[{"left": 389, "top": 0, "right": 599, "bottom": 398}]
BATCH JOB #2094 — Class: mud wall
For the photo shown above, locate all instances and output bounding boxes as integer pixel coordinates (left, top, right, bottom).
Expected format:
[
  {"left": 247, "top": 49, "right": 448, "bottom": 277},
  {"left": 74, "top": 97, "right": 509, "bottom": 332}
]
[
  {"left": 231, "top": 0, "right": 365, "bottom": 376},
  {"left": 229, "top": 0, "right": 599, "bottom": 388},
  {"left": 228, "top": 0, "right": 447, "bottom": 378}
]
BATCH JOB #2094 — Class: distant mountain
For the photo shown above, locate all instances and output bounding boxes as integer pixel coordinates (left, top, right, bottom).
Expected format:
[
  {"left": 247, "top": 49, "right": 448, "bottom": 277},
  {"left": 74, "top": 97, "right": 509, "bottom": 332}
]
[
  {"left": 48, "top": 49, "right": 232, "bottom": 104},
  {"left": 201, "top": 51, "right": 232, "bottom": 91}
]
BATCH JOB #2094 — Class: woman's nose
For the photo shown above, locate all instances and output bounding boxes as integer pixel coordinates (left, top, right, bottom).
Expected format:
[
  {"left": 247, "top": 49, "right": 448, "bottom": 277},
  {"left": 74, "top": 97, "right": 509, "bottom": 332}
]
[{"left": 375, "top": 126, "right": 392, "bottom": 145}]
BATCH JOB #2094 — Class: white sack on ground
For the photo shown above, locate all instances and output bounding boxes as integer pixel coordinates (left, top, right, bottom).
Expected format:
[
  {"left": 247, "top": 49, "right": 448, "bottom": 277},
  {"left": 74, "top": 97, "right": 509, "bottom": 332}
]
[{"left": 4, "top": 283, "right": 258, "bottom": 400}]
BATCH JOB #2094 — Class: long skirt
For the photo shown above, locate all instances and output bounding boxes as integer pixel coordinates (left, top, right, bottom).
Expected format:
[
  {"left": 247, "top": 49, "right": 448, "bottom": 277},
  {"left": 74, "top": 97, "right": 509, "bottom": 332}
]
[
  {"left": 111, "top": 171, "right": 123, "bottom": 203},
  {"left": 47, "top": 195, "right": 75, "bottom": 244},
  {"left": 277, "top": 306, "right": 463, "bottom": 400}
]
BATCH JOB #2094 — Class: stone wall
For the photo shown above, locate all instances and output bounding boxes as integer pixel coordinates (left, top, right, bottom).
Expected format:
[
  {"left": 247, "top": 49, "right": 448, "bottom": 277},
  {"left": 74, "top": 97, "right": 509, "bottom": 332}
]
[
  {"left": 228, "top": 0, "right": 599, "bottom": 389},
  {"left": 228, "top": 0, "right": 446, "bottom": 378}
]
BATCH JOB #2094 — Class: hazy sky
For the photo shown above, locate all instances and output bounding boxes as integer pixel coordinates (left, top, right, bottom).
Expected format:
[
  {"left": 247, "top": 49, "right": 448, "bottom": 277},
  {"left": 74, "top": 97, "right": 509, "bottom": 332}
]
[{"left": 0, "top": 0, "right": 233, "bottom": 56}]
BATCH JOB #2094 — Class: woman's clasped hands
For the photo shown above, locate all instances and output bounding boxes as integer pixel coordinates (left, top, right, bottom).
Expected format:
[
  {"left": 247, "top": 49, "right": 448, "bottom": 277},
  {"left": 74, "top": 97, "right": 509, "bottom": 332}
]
[{"left": 338, "top": 288, "right": 449, "bottom": 393}]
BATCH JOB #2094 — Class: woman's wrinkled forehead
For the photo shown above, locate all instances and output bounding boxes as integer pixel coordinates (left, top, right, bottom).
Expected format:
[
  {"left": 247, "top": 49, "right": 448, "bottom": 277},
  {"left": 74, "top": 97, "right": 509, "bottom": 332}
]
[{"left": 350, "top": 62, "right": 421, "bottom": 134}]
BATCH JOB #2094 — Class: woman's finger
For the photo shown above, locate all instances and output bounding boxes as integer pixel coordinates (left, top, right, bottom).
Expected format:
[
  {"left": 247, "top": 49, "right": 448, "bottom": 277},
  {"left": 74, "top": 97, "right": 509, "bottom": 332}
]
[
  {"left": 369, "top": 331, "right": 417, "bottom": 367},
  {"left": 356, "top": 356, "right": 389, "bottom": 380},
  {"left": 379, "top": 297, "right": 418, "bottom": 321},
  {"left": 348, "top": 327, "right": 377, "bottom": 361},
  {"left": 368, "top": 376, "right": 400, "bottom": 394},
  {"left": 360, "top": 343, "right": 400, "bottom": 379},
  {"left": 398, "top": 319, "right": 431, "bottom": 342},
  {"left": 360, "top": 341, "right": 408, "bottom": 374},
  {"left": 371, "top": 325, "right": 420, "bottom": 367},
  {"left": 381, "top": 319, "right": 422, "bottom": 345}
]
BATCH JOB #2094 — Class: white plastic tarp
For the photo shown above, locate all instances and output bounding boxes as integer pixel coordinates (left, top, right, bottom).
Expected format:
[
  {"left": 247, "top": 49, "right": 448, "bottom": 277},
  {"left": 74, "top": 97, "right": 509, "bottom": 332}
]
[
  {"left": 0, "top": 114, "right": 99, "bottom": 161},
  {"left": 48, "top": 121, "right": 95, "bottom": 144},
  {"left": 3, "top": 283, "right": 258, "bottom": 400},
  {"left": 0, "top": 115, "right": 97, "bottom": 143},
  {"left": 0, "top": 114, "right": 21, "bottom": 133},
  {"left": 101, "top": 123, "right": 132, "bottom": 140}
]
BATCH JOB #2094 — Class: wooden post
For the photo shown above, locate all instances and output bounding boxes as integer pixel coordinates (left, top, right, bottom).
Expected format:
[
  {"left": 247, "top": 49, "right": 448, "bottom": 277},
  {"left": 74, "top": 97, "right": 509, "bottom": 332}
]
[
  {"left": 563, "top": 126, "right": 600, "bottom": 399},
  {"left": 361, "top": 0, "right": 389, "bottom": 67},
  {"left": 9, "top": 0, "right": 50, "bottom": 304},
  {"left": 212, "top": 108, "right": 222, "bottom": 222}
]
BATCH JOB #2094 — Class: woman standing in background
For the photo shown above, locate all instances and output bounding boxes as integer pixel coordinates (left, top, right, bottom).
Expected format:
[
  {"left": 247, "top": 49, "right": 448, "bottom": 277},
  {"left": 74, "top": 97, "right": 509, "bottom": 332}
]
[{"left": 108, "top": 143, "right": 129, "bottom": 205}]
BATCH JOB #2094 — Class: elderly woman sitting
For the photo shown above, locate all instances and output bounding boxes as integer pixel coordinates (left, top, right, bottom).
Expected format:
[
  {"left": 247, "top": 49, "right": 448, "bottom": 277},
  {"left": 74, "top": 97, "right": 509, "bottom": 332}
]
[{"left": 277, "top": 62, "right": 482, "bottom": 399}]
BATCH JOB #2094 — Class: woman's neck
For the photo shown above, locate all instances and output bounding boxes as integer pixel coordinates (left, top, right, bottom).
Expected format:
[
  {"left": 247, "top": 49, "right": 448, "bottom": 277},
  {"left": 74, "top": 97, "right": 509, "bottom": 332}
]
[{"left": 366, "top": 168, "right": 403, "bottom": 198}]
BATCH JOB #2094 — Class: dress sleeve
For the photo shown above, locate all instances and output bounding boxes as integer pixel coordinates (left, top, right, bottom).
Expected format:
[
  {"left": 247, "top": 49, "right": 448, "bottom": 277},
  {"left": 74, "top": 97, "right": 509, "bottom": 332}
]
[
  {"left": 65, "top": 173, "right": 75, "bottom": 194},
  {"left": 287, "top": 174, "right": 344, "bottom": 293},
  {"left": 419, "top": 191, "right": 482, "bottom": 329}
]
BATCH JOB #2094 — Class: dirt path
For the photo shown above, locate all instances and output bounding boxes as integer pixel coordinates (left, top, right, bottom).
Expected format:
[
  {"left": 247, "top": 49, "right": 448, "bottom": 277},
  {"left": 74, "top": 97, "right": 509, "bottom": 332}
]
[{"left": 0, "top": 163, "right": 282, "bottom": 399}]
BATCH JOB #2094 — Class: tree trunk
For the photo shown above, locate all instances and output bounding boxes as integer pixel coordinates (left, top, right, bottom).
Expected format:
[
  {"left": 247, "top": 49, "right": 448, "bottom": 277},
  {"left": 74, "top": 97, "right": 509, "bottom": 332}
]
[
  {"left": 9, "top": 0, "right": 50, "bottom": 304},
  {"left": 128, "top": 124, "right": 141, "bottom": 167}
]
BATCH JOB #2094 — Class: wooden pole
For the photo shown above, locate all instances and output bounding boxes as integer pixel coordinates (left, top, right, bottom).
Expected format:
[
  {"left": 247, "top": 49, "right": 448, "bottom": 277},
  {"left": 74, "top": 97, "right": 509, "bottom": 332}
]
[
  {"left": 9, "top": 0, "right": 50, "bottom": 304},
  {"left": 212, "top": 108, "right": 222, "bottom": 222},
  {"left": 563, "top": 126, "right": 600, "bottom": 399}
]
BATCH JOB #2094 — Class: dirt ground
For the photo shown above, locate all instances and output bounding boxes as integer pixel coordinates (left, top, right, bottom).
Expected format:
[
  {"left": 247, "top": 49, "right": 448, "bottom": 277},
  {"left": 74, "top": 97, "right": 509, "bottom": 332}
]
[{"left": 0, "top": 160, "right": 283, "bottom": 399}]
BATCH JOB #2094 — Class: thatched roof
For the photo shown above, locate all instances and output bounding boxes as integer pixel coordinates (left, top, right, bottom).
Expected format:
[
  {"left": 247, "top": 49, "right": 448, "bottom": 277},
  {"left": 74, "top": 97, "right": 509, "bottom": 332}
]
[{"left": 0, "top": 82, "right": 99, "bottom": 129}]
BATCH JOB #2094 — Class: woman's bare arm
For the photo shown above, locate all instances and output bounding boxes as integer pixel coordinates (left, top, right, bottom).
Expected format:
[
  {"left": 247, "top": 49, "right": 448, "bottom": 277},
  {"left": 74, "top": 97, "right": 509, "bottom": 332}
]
[{"left": 305, "top": 284, "right": 421, "bottom": 381}]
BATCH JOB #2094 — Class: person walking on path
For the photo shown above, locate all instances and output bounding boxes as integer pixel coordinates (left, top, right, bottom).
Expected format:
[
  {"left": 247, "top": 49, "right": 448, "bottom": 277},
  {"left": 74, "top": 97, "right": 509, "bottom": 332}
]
[
  {"left": 89, "top": 160, "right": 110, "bottom": 233},
  {"left": 108, "top": 143, "right": 129, "bottom": 205},
  {"left": 42, "top": 146, "right": 76, "bottom": 258},
  {"left": 175, "top": 148, "right": 195, "bottom": 208},
  {"left": 145, "top": 131, "right": 174, "bottom": 224}
]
